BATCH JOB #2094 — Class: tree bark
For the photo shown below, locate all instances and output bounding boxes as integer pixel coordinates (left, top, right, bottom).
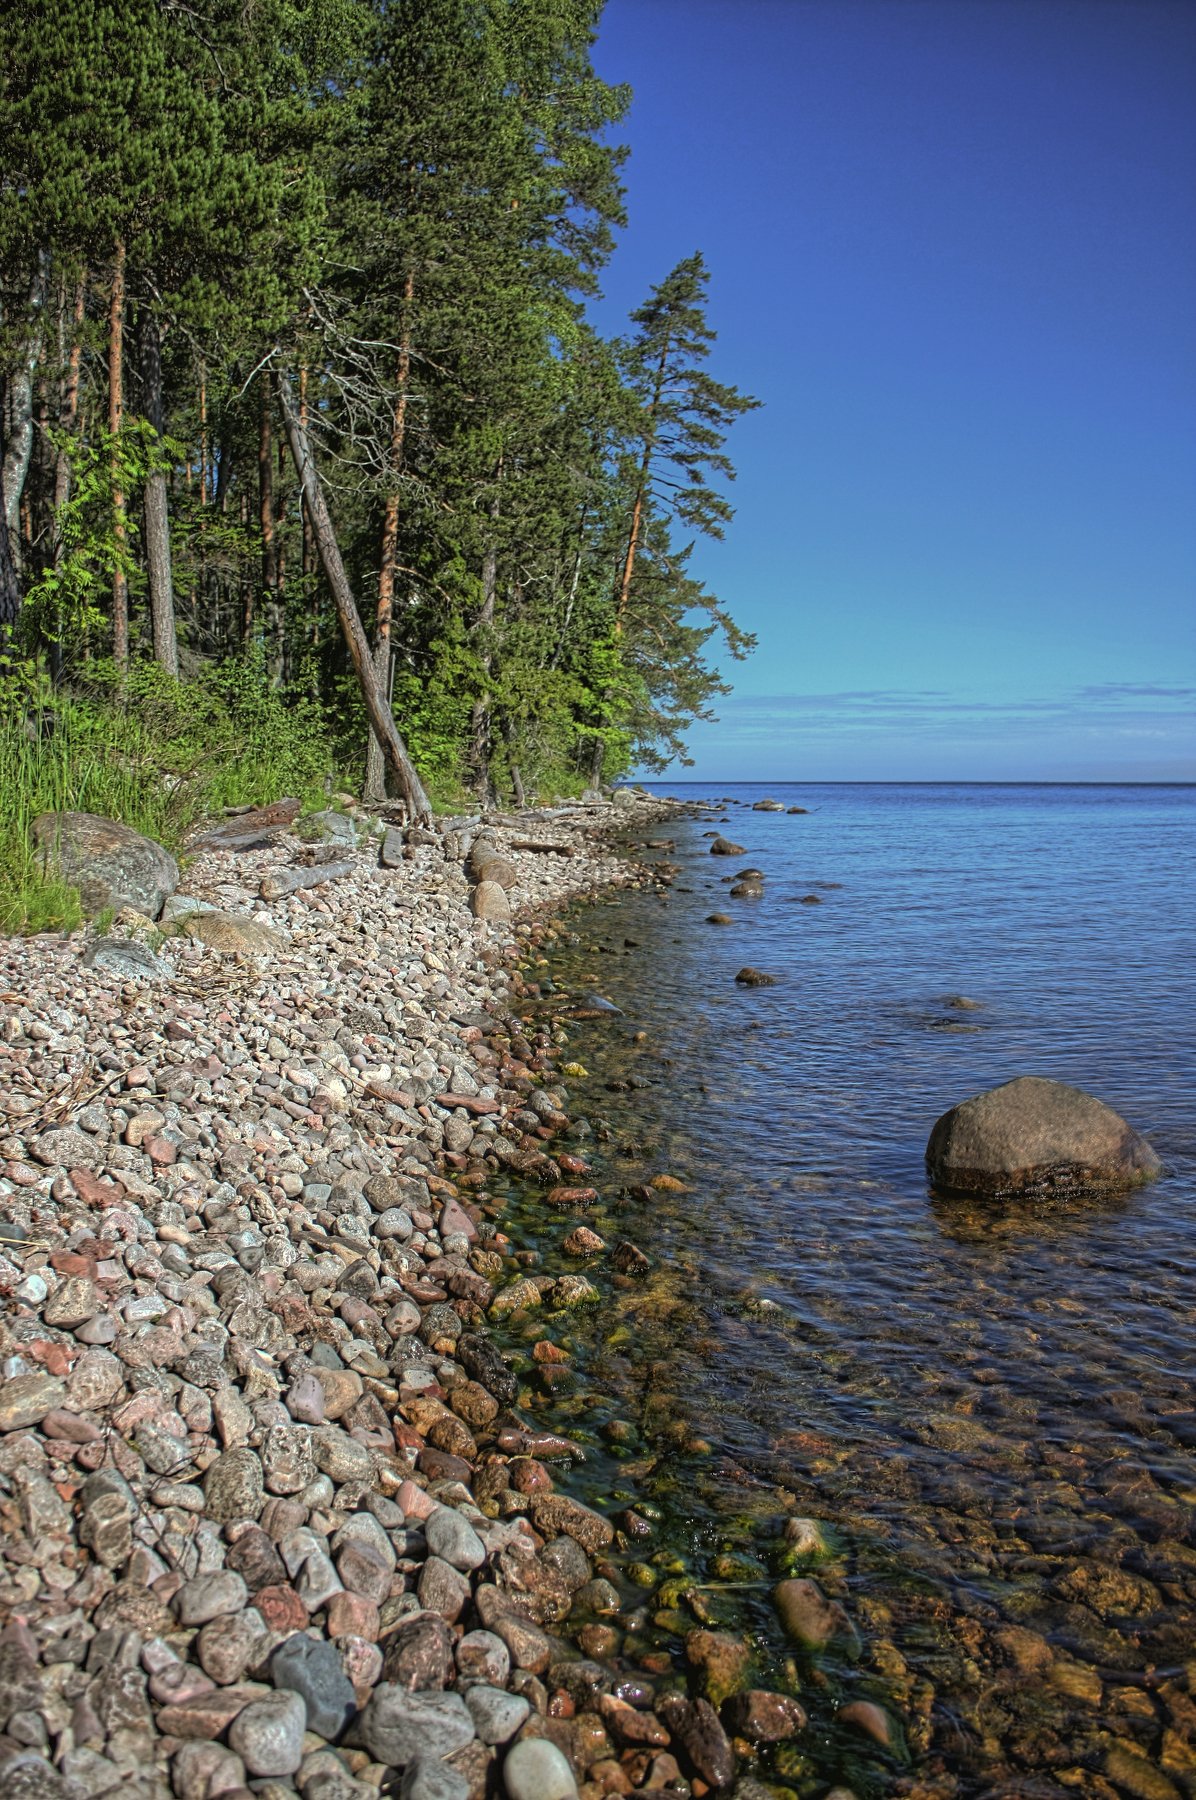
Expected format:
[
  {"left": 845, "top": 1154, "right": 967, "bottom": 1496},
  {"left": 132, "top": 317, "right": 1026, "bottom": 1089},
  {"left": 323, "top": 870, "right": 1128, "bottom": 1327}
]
[
  {"left": 138, "top": 306, "right": 178, "bottom": 676},
  {"left": 469, "top": 466, "right": 501, "bottom": 803},
  {"left": 614, "top": 341, "right": 669, "bottom": 633},
  {"left": 0, "top": 399, "right": 21, "bottom": 646},
  {"left": 52, "top": 280, "right": 86, "bottom": 535},
  {"left": 364, "top": 270, "right": 415, "bottom": 804},
  {"left": 276, "top": 367, "right": 431, "bottom": 823},
  {"left": 1, "top": 253, "right": 49, "bottom": 552},
  {"left": 258, "top": 375, "right": 282, "bottom": 678},
  {"left": 109, "top": 242, "right": 129, "bottom": 667}
]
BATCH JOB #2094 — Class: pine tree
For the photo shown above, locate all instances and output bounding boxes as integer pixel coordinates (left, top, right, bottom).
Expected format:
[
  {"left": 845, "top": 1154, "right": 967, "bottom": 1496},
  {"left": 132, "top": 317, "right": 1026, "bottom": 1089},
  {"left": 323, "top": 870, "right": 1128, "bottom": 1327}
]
[{"left": 615, "top": 253, "right": 760, "bottom": 634}]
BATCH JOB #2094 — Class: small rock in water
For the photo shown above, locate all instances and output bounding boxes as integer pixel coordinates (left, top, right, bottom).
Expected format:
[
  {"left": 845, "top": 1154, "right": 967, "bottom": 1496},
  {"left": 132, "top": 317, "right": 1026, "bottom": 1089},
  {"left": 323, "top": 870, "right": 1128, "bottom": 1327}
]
[
  {"left": 735, "top": 967, "right": 777, "bottom": 986},
  {"left": 773, "top": 1577, "right": 853, "bottom": 1652}
]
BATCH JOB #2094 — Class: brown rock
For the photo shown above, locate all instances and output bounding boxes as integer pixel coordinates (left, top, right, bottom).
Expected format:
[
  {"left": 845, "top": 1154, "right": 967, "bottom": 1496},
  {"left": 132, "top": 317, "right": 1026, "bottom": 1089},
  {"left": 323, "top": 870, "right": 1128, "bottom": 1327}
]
[
  {"left": 721, "top": 1690, "right": 807, "bottom": 1743},
  {"left": 528, "top": 1492, "right": 614, "bottom": 1555},
  {"left": 926, "top": 1075, "right": 1161, "bottom": 1199},
  {"left": 657, "top": 1695, "right": 735, "bottom": 1790},
  {"left": 472, "top": 880, "right": 511, "bottom": 923},
  {"left": 253, "top": 1585, "right": 309, "bottom": 1635},
  {"left": 155, "top": 1684, "right": 264, "bottom": 1739},
  {"left": 684, "top": 1631, "right": 751, "bottom": 1707},
  {"left": 563, "top": 1228, "right": 605, "bottom": 1257},
  {"left": 598, "top": 1695, "right": 670, "bottom": 1748},
  {"left": 382, "top": 1610, "right": 456, "bottom": 1689}
]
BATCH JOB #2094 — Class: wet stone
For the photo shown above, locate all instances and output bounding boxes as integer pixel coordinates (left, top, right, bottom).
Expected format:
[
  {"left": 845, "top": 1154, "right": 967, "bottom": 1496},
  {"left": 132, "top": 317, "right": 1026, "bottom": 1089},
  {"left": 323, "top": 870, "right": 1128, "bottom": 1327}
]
[
  {"left": 657, "top": 1695, "right": 735, "bottom": 1791},
  {"left": 528, "top": 1493, "right": 613, "bottom": 1555},
  {"left": 773, "top": 1577, "right": 850, "bottom": 1651},
  {"left": 722, "top": 1690, "right": 807, "bottom": 1743}
]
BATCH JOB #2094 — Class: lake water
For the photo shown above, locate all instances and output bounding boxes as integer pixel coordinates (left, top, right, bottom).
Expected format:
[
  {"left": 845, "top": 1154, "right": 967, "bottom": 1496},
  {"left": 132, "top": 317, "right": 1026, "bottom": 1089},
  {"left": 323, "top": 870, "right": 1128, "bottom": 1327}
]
[{"left": 500, "top": 783, "right": 1196, "bottom": 1799}]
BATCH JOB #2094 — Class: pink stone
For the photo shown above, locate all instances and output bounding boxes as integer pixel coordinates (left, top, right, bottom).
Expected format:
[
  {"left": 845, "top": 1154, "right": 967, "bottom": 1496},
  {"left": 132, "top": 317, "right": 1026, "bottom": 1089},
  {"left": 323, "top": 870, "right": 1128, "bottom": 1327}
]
[
  {"left": 150, "top": 1663, "right": 217, "bottom": 1706},
  {"left": 396, "top": 1479, "right": 436, "bottom": 1521},
  {"left": 325, "top": 1593, "right": 379, "bottom": 1642},
  {"left": 335, "top": 1633, "right": 383, "bottom": 1698},
  {"left": 252, "top": 1584, "right": 308, "bottom": 1633}
]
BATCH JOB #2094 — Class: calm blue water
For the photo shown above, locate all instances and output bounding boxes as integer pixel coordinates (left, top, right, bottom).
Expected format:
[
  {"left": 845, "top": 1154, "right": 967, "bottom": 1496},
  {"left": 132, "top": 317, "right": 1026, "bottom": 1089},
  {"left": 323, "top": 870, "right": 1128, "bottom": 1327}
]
[{"left": 539, "top": 783, "right": 1196, "bottom": 1796}]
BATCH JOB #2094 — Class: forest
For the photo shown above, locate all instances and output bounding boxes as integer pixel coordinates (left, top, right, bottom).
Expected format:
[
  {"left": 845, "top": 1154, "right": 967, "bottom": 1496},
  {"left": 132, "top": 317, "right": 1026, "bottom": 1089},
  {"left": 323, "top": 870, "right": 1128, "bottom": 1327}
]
[{"left": 0, "top": 0, "right": 758, "bottom": 876}]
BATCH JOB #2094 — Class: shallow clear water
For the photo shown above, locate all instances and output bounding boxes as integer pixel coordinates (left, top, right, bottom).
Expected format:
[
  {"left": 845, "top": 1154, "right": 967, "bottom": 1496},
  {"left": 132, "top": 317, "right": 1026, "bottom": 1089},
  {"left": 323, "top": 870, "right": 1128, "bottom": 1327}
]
[{"left": 509, "top": 784, "right": 1196, "bottom": 1799}]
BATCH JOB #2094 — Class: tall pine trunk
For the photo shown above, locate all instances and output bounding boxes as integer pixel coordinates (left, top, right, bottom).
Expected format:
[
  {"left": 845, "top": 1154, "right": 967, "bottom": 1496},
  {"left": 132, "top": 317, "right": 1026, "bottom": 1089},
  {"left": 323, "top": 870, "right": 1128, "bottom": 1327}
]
[
  {"left": 1, "top": 252, "right": 49, "bottom": 554},
  {"left": 258, "top": 376, "right": 282, "bottom": 678},
  {"left": 276, "top": 368, "right": 431, "bottom": 823},
  {"left": 469, "top": 464, "right": 502, "bottom": 804},
  {"left": 615, "top": 340, "right": 669, "bottom": 633},
  {"left": 109, "top": 242, "right": 129, "bottom": 668},
  {"left": 138, "top": 306, "right": 178, "bottom": 676},
  {"left": 364, "top": 271, "right": 415, "bottom": 803}
]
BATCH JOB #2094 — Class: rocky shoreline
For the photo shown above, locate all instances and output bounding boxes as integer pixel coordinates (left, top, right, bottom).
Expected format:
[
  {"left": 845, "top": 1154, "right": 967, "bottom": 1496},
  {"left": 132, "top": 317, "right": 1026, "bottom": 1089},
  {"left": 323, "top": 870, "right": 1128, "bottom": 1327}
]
[{"left": 1, "top": 793, "right": 843, "bottom": 1800}]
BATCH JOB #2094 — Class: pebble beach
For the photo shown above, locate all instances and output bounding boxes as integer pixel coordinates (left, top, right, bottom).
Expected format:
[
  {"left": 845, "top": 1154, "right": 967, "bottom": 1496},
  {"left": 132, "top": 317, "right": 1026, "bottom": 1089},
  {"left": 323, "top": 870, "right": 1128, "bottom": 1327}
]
[{"left": 1, "top": 794, "right": 797, "bottom": 1800}]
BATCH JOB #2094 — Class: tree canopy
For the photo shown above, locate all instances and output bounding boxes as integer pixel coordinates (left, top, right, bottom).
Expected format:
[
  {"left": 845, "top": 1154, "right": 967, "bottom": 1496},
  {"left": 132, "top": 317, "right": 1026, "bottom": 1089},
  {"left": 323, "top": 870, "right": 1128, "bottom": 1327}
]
[{"left": 0, "top": 0, "right": 760, "bottom": 802}]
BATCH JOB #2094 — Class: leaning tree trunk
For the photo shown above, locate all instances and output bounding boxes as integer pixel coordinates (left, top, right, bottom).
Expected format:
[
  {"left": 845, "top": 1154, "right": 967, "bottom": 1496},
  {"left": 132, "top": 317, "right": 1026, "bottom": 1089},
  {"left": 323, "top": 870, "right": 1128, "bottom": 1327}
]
[
  {"left": 276, "top": 368, "right": 431, "bottom": 823},
  {"left": 138, "top": 306, "right": 178, "bottom": 676},
  {"left": 365, "top": 274, "right": 414, "bottom": 803}
]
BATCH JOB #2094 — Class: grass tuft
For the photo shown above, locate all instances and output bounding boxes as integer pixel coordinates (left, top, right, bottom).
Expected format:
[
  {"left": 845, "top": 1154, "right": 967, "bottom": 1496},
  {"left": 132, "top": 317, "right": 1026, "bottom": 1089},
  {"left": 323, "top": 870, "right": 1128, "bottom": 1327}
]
[{"left": 0, "top": 656, "right": 342, "bottom": 934}]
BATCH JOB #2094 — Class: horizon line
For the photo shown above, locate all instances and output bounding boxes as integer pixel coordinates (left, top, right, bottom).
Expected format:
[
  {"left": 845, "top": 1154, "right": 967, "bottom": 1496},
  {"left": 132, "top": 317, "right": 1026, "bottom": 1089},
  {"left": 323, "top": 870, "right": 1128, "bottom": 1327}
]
[{"left": 627, "top": 778, "right": 1196, "bottom": 788}]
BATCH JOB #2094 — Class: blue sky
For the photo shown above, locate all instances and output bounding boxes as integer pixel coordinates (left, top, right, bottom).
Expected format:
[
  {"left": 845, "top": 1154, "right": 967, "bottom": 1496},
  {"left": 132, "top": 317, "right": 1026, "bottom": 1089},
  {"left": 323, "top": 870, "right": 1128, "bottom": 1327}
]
[{"left": 590, "top": 0, "right": 1196, "bottom": 780}]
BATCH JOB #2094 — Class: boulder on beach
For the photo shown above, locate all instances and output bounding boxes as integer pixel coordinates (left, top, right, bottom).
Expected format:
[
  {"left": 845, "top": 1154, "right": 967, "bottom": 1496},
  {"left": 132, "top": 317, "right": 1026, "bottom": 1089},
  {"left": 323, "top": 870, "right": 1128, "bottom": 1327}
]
[
  {"left": 34, "top": 810, "right": 178, "bottom": 918},
  {"left": 471, "top": 879, "right": 510, "bottom": 923},
  {"left": 926, "top": 1076, "right": 1161, "bottom": 1199},
  {"left": 710, "top": 837, "right": 745, "bottom": 856}
]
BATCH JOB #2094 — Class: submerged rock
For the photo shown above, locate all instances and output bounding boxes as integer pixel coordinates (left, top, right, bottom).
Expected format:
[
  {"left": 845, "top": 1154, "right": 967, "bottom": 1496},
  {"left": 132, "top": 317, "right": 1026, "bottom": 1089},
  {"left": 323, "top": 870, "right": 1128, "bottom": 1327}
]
[
  {"left": 926, "top": 1075, "right": 1161, "bottom": 1199},
  {"left": 735, "top": 967, "right": 777, "bottom": 987}
]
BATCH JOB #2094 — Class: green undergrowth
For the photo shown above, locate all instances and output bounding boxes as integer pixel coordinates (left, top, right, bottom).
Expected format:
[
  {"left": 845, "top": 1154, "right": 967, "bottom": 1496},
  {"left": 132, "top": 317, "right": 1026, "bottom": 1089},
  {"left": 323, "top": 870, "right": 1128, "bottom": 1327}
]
[{"left": 0, "top": 655, "right": 342, "bottom": 934}]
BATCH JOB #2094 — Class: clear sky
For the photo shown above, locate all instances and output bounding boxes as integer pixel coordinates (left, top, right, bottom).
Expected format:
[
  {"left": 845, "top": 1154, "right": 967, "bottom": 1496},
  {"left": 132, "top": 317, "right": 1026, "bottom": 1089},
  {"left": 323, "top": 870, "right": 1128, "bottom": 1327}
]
[{"left": 589, "top": 0, "right": 1196, "bottom": 781}]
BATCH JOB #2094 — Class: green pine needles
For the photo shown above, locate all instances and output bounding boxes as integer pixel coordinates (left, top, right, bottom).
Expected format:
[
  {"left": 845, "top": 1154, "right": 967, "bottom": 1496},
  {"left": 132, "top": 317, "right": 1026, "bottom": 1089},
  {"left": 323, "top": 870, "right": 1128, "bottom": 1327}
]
[{"left": 0, "top": 0, "right": 761, "bottom": 838}]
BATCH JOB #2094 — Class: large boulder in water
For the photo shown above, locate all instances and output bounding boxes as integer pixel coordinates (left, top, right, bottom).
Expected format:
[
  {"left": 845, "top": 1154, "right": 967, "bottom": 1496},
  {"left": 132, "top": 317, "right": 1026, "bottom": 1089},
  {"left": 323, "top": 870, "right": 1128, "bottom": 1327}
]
[
  {"left": 34, "top": 811, "right": 177, "bottom": 919},
  {"left": 926, "top": 1076, "right": 1160, "bottom": 1199}
]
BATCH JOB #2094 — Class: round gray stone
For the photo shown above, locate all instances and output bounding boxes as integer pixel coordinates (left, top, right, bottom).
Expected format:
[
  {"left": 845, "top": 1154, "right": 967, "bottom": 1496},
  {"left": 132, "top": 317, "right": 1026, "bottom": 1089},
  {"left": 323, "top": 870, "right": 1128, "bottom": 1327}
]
[
  {"left": 502, "top": 1738, "right": 578, "bottom": 1800},
  {"left": 228, "top": 1688, "right": 306, "bottom": 1777}
]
